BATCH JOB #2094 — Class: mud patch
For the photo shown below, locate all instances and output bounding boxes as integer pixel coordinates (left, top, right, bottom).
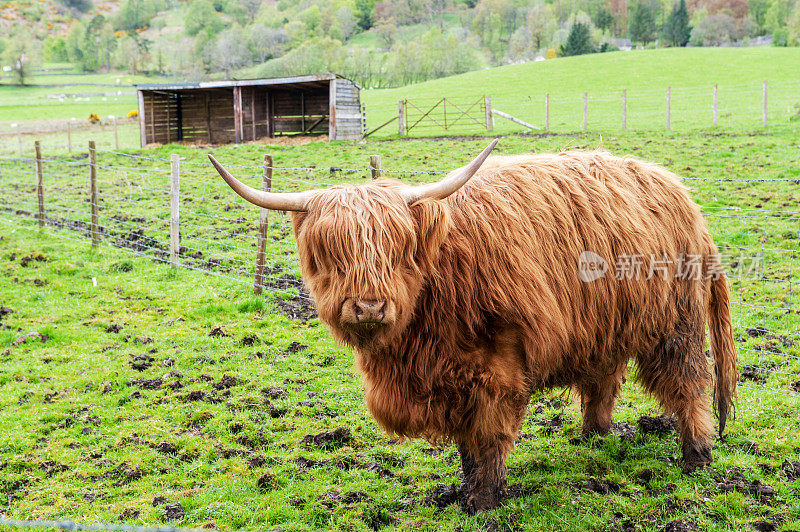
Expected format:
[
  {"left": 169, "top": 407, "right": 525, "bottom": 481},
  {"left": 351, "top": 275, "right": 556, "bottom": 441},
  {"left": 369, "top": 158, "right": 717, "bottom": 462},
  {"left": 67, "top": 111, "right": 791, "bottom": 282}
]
[
  {"left": 276, "top": 295, "right": 317, "bottom": 321},
  {"left": 717, "top": 469, "right": 776, "bottom": 501},
  {"left": 534, "top": 413, "right": 570, "bottom": 434},
  {"left": 262, "top": 386, "right": 287, "bottom": 399},
  {"left": 241, "top": 334, "right": 259, "bottom": 346},
  {"left": 301, "top": 427, "right": 353, "bottom": 450},
  {"left": 13, "top": 332, "right": 49, "bottom": 345},
  {"left": 611, "top": 422, "right": 637, "bottom": 441},
  {"left": 423, "top": 483, "right": 460, "bottom": 508},
  {"left": 157, "top": 442, "right": 178, "bottom": 454},
  {"left": 129, "top": 354, "right": 154, "bottom": 371},
  {"left": 209, "top": 325, "right": 230, "bottom": 337},
  {"left": 782, "top": 460, "right": 800, "bottom": 480},
  {"left": 583, "top": 477, "right": 621, "bottom": 494},
  {"left": 106, "top": 323, "right": 123, "bottom": 334},
  {"left": 663, "top": 518, "right": 698, "bottom": 532},
  {"left": 739, "top": 365, "right": 768, "bottom": 384},
  {"left": 129, "top": 378, "right": 163, "bottom": 390},
  {"left": 638, "top": 415, "right": 676, "bottom": 435},
  {"left": 257, "top": 472, "right": 277, "bottom": 491},
  {"left": 163, "top": 502, "right": 185, "bottom": 520}
]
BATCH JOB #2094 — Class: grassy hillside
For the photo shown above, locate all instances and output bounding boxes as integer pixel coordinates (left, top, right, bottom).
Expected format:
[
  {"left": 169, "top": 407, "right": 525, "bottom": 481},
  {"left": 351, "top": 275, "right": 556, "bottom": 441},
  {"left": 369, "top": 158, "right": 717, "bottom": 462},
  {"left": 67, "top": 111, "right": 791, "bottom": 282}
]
[{"left": 362, "top": 47, "right": 800, "bottom": 134}]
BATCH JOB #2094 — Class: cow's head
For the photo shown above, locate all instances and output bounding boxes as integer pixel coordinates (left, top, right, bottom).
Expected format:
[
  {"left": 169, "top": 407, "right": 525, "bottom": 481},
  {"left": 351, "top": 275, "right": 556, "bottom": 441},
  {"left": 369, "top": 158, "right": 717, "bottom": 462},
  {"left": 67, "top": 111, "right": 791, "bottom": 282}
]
[{"left": 208, "top": 140, "right": 497, "bottom": 348}]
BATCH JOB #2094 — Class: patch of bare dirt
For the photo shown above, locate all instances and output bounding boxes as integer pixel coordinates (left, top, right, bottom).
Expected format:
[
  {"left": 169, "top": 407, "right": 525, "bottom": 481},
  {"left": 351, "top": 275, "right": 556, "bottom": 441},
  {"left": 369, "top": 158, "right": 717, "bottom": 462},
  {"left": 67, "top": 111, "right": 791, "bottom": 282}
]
[
  {"left": 638, "top": 415, "right": 676, "bottom": 435},
  {"left": 663, "top": 518, "right": 698, "bottom": 532},
  {"left": 301, "top": 427, "right": 353, "bottom": 450},
  {"left": 717, "top": 469, "right": 776, "bottom": 501},
  {"left": 276, "top": 296, "right": 317, "bottom": 321}
]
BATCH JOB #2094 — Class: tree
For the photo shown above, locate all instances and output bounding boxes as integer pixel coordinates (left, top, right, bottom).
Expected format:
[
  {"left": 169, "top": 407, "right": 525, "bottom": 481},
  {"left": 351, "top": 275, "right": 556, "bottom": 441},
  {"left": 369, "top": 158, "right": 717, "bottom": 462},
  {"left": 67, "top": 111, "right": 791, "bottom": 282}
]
[
  {"left": 116, "top": 0, "right": 154, "bottom": 31},
  {"left": 663, "top": 0, "right": 691, "bottom": 46},
  {"left": 336, "top": 6, "right": 358, "bottom": 40},
  {"left": 249, "top": 24, "right": 288, "bottom": 62},
  {"left": 203, "top": 29, "right": 252, "bottom": 76},
  {"left": 2, "top": 38, "right": 38, "bottom": 85},
  {"left": 689, "top": 12, "right": 736, "bottom": 45},
  {"left": 561, "top": 22, "right": 595, "bottom": 55},
  {"left": 61, "top": 0, "right": 93, "bottom": 13},
  {"left": 354, "top": 0, "right": 376, "bottom": 30},
  {"left": 185, "top": 0, "right": 224, "bottom": 37},
  {"left": 628, "top": 0, "right": 657, "bottom": 43},
  {"left": 595, "top": 7, "right": 615, "bottom": 31}
]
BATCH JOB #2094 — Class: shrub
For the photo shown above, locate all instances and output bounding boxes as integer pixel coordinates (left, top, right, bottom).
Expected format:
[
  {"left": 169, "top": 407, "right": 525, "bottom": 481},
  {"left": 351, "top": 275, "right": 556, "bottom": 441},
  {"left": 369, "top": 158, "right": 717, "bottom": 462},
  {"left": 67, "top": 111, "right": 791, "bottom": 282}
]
[
  {"left": 88, "top": 113, "right": 100, "bottom": 123},
  {"left": 126, "top": 109, "right": 138, "bottom": 119},
  {"left": 545, "top": 48, "right": 557, "bottom": 59}
]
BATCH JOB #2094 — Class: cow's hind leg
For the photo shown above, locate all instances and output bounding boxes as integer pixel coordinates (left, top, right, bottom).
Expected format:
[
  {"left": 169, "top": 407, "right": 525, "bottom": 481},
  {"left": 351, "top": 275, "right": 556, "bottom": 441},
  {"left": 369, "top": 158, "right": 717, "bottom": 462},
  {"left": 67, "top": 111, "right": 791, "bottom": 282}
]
[
  {"left": 637, "top": 312, "right": 714, "bottom": 473},
  {"left": 579, "top": 364, "right": 626, "bottom": 438}
]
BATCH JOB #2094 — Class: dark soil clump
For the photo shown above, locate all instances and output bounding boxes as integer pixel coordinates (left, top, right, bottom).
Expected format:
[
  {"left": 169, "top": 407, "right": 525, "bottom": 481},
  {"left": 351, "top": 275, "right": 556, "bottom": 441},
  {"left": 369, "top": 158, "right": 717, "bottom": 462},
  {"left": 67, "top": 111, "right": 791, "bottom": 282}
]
[
  {"left": 163, "top": 502, "right": 185, "bottom": 520},
  {"left": 302, "top": 427, "right": 353, "bottom": 450},
  {"left": 106, "top": 323, "right": 123, "bottom": 334},
  {"left": 663, "top": 518, "right": 699, "bottom": 532},
  {"left": 584, "top": 477, "right": 621, "bottom": 494},
  {"left": 638, "top": 415, "right": 676, "bottom": 435},
  {"left": 782, "top": 460, "right": 800, "bottom": 480},
  {"left": 129, "top": 354, "right": 154, "bottom": 371},
  {"left": 257, "top": 473, "right": 277, "bottom": 491},
  {"left": 157, "top": 442, "right": 178, "bottom": 454},
  {"left": 276, "top": 296, "right": 317, "bottom": 321},
  {"left": 423, "top": 483, "right": 460, "bottom": 508},
  {"left": 739, "top": 365, "right": 768, "bottom": 384},
  {"left": 209, "top": 325, "right": 230, "bottom": 337},
  {"left": 717, "top": 469, "right": 776, "bottom": 501}
]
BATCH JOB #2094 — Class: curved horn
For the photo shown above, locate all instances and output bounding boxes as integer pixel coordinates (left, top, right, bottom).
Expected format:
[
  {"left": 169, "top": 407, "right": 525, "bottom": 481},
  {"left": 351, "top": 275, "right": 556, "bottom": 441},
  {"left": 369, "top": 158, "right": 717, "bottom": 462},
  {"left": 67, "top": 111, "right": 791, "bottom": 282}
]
[
  {"left": 208, "top": 154, "right": 311, "bottom": 211},
  {"left": 402, "top": 139, "right": 498, "bottom": 205}
]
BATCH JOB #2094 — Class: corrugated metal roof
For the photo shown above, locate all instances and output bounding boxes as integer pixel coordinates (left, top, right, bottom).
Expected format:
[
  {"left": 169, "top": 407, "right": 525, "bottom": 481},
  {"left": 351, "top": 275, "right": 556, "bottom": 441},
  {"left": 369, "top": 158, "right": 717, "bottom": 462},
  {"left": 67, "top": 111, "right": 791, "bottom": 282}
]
[{"left": 135, "top": 73, "right": 351, "bottom": 91}]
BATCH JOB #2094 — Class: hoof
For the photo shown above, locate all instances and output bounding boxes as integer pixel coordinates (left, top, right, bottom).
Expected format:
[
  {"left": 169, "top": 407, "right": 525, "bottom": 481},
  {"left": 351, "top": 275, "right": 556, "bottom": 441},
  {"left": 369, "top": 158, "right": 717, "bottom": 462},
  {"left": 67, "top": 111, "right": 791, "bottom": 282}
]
[
  {"left": 460, "top": 487, "right": 506, "bottom": 515},
  {"left": 682, "top": 440, "right": 712, "bottom": 474}
]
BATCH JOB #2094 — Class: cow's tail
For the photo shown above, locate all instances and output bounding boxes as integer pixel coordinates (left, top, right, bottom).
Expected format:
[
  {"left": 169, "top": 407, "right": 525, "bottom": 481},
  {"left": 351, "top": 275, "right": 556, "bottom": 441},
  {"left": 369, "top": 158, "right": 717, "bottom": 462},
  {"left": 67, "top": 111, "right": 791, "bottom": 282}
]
[{"left": 708, "top": 272, "right": 737, "bottom": 437}]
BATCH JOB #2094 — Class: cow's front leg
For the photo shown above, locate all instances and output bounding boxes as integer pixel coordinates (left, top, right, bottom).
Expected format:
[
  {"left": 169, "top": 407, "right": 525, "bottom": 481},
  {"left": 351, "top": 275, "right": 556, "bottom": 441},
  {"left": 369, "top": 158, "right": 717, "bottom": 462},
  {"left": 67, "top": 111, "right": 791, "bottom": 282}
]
[{"left": 457, "top": 437, "right": 510, "bottom": 514}]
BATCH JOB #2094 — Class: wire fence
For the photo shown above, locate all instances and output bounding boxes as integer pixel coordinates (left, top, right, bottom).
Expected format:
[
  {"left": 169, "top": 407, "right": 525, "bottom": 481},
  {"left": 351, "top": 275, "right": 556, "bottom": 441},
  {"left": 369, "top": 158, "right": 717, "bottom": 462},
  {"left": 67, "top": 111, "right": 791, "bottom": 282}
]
[
  {"left": 362, "top": 79, "right": 800, "bottom": 137},
  {"left": 4, "top": 80, "right": 800, "bottom": 156},
  {"left": 0, "top": 141, "right": 799, "bottom": 403}
]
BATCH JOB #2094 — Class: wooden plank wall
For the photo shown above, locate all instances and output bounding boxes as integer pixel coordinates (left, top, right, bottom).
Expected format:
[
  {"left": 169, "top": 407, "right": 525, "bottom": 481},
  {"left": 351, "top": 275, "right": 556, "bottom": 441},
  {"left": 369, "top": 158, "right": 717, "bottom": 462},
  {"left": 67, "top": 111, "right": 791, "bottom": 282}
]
[
  {"left": 141, "top": 80, "right": 356, "bottom": 145},
  {"left": 142, "top": 89, "right": 235, "bottom": 145},
  {"left": 332, "top": 78, "right": 363, "bottom": 140}
]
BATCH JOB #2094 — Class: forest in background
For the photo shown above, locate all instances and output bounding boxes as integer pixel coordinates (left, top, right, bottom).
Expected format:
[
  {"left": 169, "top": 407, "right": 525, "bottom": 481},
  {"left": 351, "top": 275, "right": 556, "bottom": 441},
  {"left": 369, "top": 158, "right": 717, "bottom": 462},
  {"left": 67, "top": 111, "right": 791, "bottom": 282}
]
[{"left": 1, "top": 0, "right": 799, "bottom": 87}]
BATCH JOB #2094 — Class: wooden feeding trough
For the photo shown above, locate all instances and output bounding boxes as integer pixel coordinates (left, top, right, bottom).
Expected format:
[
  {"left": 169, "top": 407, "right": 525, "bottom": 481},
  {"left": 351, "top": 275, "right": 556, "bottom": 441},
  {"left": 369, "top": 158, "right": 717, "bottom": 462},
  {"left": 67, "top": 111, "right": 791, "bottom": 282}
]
[{"left": 135, "top": 74, "right": 363, "bottom": 147}]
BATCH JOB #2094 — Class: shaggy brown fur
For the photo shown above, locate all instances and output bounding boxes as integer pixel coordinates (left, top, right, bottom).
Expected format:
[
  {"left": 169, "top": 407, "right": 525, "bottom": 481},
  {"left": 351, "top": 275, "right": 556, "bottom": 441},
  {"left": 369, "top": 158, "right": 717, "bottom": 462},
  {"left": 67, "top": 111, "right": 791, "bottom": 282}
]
[{"left": 287, "top": 150, "right": 737, "bottom": 513}]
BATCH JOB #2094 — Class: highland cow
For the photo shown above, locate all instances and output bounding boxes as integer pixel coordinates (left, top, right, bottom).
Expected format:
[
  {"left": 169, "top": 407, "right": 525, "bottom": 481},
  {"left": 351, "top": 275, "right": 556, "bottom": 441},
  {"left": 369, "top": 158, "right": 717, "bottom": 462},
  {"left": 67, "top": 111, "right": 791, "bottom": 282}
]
[{"left": 209, "top": 141, "right": 737, "bottom": 513}]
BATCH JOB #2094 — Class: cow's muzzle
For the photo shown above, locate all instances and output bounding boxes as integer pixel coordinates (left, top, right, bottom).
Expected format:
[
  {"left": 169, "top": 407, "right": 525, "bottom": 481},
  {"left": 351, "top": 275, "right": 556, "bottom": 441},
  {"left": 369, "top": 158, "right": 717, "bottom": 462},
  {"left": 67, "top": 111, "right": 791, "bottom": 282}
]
[{"left": 340, "top": 298, "right": 396, "bottom": 328}]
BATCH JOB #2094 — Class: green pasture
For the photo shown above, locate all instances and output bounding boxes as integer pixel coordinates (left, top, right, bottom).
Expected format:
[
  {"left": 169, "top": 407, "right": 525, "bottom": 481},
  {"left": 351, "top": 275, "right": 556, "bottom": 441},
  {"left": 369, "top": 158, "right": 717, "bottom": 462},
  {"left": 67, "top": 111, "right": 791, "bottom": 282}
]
[{"left": 0, "top": 128, "right": 799, "bottom": 530}]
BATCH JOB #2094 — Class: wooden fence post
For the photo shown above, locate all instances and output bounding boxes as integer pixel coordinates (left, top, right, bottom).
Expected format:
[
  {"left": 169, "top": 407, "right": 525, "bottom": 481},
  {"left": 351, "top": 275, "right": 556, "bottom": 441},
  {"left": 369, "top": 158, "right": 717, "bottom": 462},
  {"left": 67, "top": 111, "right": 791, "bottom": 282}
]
[
  {"left": 16, "top": 126, "right": 22, "bottom": 157},
  {"left": 398, "top": 100, "right": 405, "bottom": 136},
  {"left": 112, "top": 116, "right": 119, "bottom": 150},
  {"left": 67, "top": 120, "right": 73, "bottom": 154},
  {"left": 169, "top": 154, "right": 180, "bottom": 269},
  {"left": 713, "top": 85, "right": 718, "bottom": 126},
  {"left": 583, "top": 92, "right": 588, "bottom": 130},
  {"left": 89, "top": 141, "right": 99, "bottom": 247},
  {"left": 545, "top": 93, "right": 550, "bottom": 130},
  {"left": 622, "top": 89, "right": 627, "bottom": 130},
  {"left": 666, "top": 87, "right": 671, "bottom": 130},
  {"left": 370, "top": 154, "right": 381, "bottom": 179},
  {"left": 35, "top": 141, "right": 44, "bottom": 228},
  {"left": 762, "top": 80, "right": 768, "bottom": 127},
  {"left": 254, "top": 154, "right": 272, "bottom": 295},
  {"left": 484, "top": 96, "right": 493, "bottom": 131}
]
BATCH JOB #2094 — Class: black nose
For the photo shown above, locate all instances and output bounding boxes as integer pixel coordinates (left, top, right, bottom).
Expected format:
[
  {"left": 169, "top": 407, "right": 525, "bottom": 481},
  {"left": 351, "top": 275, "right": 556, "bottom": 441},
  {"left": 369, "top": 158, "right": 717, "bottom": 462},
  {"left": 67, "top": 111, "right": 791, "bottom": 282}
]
[{"left": 353, "top": 299, "right": 386, "bottom": 322}]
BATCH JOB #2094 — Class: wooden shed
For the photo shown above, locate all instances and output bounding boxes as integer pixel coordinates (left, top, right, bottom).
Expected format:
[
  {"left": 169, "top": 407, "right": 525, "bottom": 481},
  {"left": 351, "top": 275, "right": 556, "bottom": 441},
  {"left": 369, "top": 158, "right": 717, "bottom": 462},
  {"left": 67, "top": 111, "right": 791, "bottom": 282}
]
[{"left": 135, "top": 74, "right": 363, "bottom": 147}]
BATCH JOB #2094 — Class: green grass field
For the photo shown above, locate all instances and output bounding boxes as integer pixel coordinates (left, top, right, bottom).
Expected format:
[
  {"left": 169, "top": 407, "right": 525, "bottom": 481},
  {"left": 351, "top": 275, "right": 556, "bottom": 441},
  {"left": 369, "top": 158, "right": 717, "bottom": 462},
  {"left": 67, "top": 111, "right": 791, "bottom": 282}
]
[{"left": 1, "top": 128, "right": 800, "bottom": 531}]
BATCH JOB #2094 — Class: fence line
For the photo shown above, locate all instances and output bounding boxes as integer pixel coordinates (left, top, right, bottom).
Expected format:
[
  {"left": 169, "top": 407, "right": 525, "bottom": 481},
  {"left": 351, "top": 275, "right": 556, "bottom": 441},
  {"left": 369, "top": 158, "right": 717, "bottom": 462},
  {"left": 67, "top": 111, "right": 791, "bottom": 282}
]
[{"left": 0, "top": 141, "right": 799, "bottom": 403}]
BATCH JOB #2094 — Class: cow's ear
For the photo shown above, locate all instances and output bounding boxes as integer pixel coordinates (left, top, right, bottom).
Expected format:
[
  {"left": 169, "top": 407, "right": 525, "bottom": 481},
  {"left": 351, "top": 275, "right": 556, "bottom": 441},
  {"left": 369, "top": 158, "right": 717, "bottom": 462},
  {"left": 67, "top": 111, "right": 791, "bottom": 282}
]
[{"left": 409, "top": 199, "right": 450, "bottom": 273}]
